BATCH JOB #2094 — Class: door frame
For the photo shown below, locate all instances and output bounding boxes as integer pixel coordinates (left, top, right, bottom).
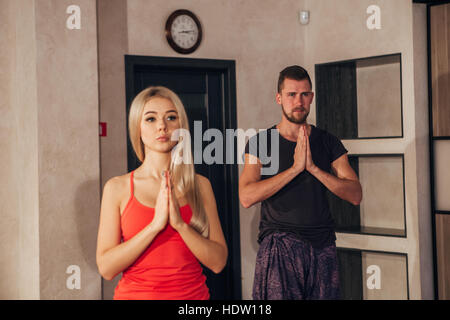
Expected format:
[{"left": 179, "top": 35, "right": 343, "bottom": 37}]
[
  {"left": 423, "top": 0, "right": 450, "bottom": 300},
  {"left": 124, "top": 55, "right": 242, "bottom": 299}
]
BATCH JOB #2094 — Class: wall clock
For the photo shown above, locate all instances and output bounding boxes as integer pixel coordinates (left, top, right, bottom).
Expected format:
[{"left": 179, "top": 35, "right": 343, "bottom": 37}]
[{"left": 165, "top": 9, "right": 202, "bottom": 54}]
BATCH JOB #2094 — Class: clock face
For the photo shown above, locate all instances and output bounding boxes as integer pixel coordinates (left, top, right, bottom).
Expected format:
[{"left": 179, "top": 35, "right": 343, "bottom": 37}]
[
  {"left": 171, "top": 15, "right": 199, "bottom": 49},
  {"left": 166, "top": 10, "right": 202, "bottom": 54}
]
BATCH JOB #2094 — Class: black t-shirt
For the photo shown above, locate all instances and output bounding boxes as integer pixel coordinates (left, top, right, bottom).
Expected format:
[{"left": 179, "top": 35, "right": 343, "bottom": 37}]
[{"left": 244, "top": 125, "right": 348, "bottom": 249}]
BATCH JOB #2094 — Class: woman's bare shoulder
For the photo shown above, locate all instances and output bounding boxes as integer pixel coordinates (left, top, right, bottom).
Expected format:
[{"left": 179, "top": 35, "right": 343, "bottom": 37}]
[
  {"left": 103, "top": 173, "right": 131, "bottom": 199},
  {"left": 195, "top": 173, "right": 210, "bottom": 186},
  {"left": 195, "top": 174, "right": 214, "bottom": 196}
]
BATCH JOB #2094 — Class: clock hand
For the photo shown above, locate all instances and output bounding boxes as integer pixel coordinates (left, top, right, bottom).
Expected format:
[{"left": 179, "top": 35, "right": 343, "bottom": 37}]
[{"left": 179, "top": 30, "right": 195, "bottom": 34}]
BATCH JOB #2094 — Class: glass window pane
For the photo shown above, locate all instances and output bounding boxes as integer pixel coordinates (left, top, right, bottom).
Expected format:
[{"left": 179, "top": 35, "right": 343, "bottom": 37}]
[
  {"left": 436, "top": 214, "right": 450, "bottom": 299},
  {"left": 434, "top": 140, "right": 450, "bottom": 211}
]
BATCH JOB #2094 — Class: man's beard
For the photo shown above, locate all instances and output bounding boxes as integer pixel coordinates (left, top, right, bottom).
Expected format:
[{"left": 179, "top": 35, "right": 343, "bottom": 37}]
[{"left": 281, "top": 104, "right": 309, "bottom": 124}]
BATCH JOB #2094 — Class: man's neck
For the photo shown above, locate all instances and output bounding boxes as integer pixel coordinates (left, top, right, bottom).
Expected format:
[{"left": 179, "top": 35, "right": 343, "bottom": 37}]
[{"left": 276, "top": 120, "right": 311, "bottom": 142}]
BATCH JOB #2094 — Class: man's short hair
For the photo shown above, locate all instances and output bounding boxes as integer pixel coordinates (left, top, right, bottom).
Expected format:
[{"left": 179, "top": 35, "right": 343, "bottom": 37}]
[{"left": 277, "top": 65, "right": 312, "bottom": 93}]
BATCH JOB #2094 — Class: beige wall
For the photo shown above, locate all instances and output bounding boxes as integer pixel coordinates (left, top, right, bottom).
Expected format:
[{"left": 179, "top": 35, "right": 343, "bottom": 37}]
[
  {"left": 359, "top": 157, "right": 405, "bottom": 231},
  {"left": 356, "top": 55, "right": 402, "bottom": 138},
  {"left": 35, "top": 0, "right": 101, "bottom": 300},
  {"left": 0, "top": 0, "right": 16, "bottom": 299},
  {"left": 1, "top": 0, "right": 433, "bottom": 300},
  {"left": 0, "top": 0, "right": 101, "bottom": 299},
  {"left": 97, "top": 0, "right": 129, "bottom": 299},
  {"left": 0, "top": 0, "right": 40, "bottom": 299},
  {"left": 362, "top": 252, "right": 408, "bottom": 299}
]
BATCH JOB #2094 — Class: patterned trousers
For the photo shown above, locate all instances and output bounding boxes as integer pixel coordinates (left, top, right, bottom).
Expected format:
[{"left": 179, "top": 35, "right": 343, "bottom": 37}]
[{"left": 253, "top": 232, "right": 340, "bottom": 300}]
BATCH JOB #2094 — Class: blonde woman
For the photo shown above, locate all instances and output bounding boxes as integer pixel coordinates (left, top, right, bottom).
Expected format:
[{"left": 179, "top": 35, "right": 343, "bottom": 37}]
[{"left": 96, "top": 86, "right": 228, "bottom": 300}]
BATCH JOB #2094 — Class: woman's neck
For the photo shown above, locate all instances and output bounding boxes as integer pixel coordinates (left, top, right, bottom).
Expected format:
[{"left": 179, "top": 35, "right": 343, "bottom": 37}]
[{"left": 137, "top": 151, "right": 171, "bottom": 179}]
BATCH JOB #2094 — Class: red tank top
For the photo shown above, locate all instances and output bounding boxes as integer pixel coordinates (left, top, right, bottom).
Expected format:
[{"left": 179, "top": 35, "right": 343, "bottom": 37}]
[{"left": 113, "top": 171, "right": 209, "bottom": 300}]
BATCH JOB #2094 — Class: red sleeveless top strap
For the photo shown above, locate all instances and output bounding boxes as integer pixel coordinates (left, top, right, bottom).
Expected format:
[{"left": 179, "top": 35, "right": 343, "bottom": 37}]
[{"left": 113, "top": 170, "right": 209, "bottom": 300}]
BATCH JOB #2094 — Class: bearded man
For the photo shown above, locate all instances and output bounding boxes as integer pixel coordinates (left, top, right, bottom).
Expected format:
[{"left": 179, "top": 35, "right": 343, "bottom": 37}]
[{"left": 239, "top": 65, "right": 362, "bottom": 300}]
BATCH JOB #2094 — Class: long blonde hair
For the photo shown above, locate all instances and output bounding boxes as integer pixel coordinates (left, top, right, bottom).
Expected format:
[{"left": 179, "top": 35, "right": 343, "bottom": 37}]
[{"left": 128, "top": 86, "right": 209, "bottom": 237}]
